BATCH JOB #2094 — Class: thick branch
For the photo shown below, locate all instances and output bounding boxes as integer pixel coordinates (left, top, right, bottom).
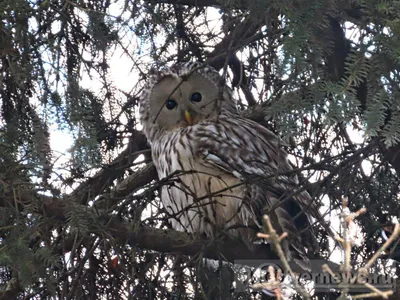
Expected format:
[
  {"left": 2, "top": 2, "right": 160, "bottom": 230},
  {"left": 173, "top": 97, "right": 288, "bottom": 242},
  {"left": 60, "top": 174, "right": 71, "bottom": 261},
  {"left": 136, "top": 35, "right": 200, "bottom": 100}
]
[
  {"left": 103, "top": 217, "right": 338, "bottom": 273},
  {"left": 93, "top": 162, "right": 158, "bottom": 210},
  {"left": 207, "top": 16, "right": 263, "bottom": 71},
  {"left": 39, "top": 194, "right": 276, "bottom": 263},
  {"left": 71, "top": 130, "right": 149, "bottom": 205},
  {"left": 36, "top": 195, "right": 337, "bottom": 272},
  {"left": 229, "top": 54, "right": 257, "bottom": 106},
  {"left": 105, "top": 217, "right": 273, "bottom": 262},
  {"left": 109, "top": 162, "right": 157, "bottom": 201}
]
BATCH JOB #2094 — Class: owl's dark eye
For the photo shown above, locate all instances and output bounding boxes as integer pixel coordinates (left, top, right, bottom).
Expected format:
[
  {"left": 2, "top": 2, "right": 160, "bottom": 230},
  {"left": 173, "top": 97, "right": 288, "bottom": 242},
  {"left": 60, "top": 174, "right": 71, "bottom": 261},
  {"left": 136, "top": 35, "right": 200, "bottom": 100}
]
[
  {"left": 190, "top": 92, "right": 202, "bottom": 102},
  {"left": 165, "top": 99, "right": 177, "bottom": 110}
]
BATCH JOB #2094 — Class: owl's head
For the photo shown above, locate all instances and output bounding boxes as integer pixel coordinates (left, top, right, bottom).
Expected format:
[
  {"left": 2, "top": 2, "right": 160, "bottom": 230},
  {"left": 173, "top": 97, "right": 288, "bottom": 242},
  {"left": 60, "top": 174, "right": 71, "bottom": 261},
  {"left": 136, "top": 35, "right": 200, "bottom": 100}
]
[{"left": 139, "top": 62, "right": 236, "bottom": 141}]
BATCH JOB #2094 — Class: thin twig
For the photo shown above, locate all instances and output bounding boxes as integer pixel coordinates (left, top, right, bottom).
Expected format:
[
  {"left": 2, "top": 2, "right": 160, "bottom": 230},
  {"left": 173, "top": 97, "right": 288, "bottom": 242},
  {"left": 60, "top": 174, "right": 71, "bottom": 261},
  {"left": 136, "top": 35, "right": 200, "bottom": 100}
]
[
  {"left": 257, "top": 215, "right": 311, "bottom": 299},
  {"left": 323, "top": 198, "right": 397, "bottom": 299}
]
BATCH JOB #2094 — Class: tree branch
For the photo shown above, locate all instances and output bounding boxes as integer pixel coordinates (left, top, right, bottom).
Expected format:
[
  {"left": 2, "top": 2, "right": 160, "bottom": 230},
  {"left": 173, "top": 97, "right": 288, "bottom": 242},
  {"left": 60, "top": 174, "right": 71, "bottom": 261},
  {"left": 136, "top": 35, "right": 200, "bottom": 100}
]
[
  {"left": 32, "top": 194, "right": 338, "bottom": 273},
  {"left": 102, "top": 215, "right": 338, "bottom": 273},
  {"left": 71, "top": 130, "right": 149, "bottom": 205},
  {"left": 93, "top": 162, "right": 158, "bottom": 210}
]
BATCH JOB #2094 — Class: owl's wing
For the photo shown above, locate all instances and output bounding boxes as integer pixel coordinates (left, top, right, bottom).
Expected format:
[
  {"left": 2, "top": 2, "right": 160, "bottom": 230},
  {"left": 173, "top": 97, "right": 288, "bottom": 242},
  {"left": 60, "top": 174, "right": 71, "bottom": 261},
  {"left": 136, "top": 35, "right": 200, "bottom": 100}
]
[{"left": 197, "top": 117, "right": 332, "bottom": 270}]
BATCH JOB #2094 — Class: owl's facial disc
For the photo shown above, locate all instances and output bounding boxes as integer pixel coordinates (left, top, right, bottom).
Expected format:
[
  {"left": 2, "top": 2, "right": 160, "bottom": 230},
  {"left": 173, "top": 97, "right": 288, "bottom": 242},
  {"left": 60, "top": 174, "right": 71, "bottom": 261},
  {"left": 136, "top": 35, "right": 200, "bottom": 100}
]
[{"left": 149, "top": 73, "right": 220, "bottom": 131}]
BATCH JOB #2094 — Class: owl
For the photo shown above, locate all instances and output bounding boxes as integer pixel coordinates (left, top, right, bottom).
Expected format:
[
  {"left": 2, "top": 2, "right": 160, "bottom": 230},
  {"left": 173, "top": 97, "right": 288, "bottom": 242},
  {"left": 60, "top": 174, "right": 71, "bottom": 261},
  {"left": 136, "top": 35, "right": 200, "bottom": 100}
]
[{"left": 139, "top": 62, "right": 328, "bottom": 271}]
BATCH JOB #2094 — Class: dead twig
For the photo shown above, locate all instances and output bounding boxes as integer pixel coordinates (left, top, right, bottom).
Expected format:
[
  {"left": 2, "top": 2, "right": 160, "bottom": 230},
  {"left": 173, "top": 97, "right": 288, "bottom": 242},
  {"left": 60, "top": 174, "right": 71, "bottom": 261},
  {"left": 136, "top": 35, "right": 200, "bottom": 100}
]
[
  {"left": 256, "top": 215, "right": 311, "bottom": 300},
  {"left": 323, "top": 197, "right": 397, "bottom": 300}
]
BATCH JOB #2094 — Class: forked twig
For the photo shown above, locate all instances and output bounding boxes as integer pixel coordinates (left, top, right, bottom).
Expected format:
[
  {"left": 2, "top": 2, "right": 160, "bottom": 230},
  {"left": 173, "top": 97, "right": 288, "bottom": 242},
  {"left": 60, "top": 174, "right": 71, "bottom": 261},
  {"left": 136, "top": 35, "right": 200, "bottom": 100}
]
[
  {"left": 256, "top": 215, "right": 311, "bottom": 299},
  {"left": 323, "top": 198, "right": 398, "bottom": 299}
]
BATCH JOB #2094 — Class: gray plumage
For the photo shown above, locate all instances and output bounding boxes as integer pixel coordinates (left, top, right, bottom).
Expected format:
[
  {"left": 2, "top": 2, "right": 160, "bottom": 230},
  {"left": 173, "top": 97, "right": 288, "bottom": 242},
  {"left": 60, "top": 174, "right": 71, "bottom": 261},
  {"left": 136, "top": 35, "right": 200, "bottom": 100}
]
[{"left": 139, "top": 62, "right": 329, "bottom": 270}]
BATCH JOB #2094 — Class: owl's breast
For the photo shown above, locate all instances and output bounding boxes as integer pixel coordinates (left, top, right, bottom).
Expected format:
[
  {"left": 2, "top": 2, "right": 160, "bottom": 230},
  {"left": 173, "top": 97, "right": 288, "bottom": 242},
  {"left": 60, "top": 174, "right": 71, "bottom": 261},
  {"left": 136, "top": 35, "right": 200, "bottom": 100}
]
[{"left": 151, "top": 131, "right": 255, "bottom": 238}]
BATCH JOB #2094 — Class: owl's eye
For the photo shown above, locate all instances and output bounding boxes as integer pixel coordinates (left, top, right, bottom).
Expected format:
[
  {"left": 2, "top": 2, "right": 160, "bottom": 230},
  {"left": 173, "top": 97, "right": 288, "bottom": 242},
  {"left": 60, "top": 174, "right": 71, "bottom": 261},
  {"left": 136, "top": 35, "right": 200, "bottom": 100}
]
[
  {"left": 165, "top": 99, "right": 177, "bottom": 110},
  {"left": 190, "top": 92, "right": 202, "bottom": 102}
]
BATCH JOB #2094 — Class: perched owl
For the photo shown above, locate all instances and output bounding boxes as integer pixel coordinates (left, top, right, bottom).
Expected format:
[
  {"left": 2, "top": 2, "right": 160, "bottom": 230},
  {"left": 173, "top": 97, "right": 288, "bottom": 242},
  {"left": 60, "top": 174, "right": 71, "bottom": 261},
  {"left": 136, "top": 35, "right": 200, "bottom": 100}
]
[{"left": 139, "top": 62, "right": 328, "bottom": 270}]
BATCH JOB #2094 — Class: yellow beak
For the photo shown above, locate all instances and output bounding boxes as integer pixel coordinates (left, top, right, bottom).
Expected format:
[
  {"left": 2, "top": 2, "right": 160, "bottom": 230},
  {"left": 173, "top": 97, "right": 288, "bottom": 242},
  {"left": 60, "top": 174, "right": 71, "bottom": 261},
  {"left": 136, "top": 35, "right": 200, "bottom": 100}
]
[{"left": 184, "top": 110, "right": 193, "bottom": 125}]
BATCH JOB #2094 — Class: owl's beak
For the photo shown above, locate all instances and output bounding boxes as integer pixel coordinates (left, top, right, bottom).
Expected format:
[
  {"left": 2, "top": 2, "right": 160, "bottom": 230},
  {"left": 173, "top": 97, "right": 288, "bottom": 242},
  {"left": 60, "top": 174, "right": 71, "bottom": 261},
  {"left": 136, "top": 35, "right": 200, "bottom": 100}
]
[{"left": 183, "top": 110, "right": 194, "bottom": 125}]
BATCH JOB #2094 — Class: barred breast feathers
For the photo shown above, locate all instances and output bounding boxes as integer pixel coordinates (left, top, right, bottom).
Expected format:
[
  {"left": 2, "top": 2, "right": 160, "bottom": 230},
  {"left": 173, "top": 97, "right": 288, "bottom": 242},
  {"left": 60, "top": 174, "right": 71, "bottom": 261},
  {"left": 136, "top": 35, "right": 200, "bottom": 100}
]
[{"left": 151, "top": 121, "right": 256, "bottom": 239}]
